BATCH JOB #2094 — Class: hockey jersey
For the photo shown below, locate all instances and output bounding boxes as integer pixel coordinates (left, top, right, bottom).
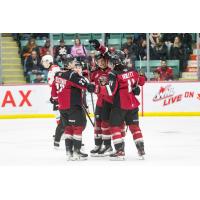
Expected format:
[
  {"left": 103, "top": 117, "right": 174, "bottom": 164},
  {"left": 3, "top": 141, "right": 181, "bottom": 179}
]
[
  {"left": 100, "top": 68, "right": 146, "bottom": 110},
  {"left": 90, "top": 67, "right": 113, "bottom": 107},
  {"left": 48, "top": 64, "right": 61, "bottom": 87},
  {"left": 51, "top": 70, "right": 89, "bottom": 110}
]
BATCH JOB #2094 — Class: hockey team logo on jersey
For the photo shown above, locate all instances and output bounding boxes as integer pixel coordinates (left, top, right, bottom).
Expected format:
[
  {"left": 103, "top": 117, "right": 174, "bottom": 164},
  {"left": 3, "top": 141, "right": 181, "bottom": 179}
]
[{"left": 153, "top": 85, "right": 174, "bottom": 102}]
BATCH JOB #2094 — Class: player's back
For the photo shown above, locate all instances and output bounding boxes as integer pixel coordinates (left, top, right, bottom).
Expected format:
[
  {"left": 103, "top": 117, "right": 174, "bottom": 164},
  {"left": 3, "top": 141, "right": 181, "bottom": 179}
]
[
  {"left": 53, "top": 70, "right": 83, "bottom": 110},
  {"left": 114, "top": 68, "right": 140, "bottom": 110}
]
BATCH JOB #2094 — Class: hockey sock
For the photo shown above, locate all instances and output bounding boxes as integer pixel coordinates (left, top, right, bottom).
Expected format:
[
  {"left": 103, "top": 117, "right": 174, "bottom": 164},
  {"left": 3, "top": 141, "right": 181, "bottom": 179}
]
[
  {"left": 129, "top": 124, "right": 143, "bottom": 142},
  {"left": 120, "top": 123, "right": 126, "bottom": 138},
  {"left": 65, "top": 139, "right": 73, "bottom": 152},
  {"left": 94, "top": 120, "right": 102, "bottom": 146},
  {"left": 72, "top": 126, "right": 83, "bottom": 151},
  {"left": 110, "top": 126, "right": 123, "bottom": 149},
  {"left": 101, "top": 121, "right": 111, "bottom": 146}
]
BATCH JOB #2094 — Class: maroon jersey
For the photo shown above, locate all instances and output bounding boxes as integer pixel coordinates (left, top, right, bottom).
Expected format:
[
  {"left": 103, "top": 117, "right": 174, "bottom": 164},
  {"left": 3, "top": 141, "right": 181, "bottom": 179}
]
[
  {"left": 90, "top": 67, "right": 113, "bottom": 107},
  {"left": 51, "top": 70, "right": 88, "bottom": 110},
  {"left": 100, "top": 68, "right": 146, "bottom": 110}
]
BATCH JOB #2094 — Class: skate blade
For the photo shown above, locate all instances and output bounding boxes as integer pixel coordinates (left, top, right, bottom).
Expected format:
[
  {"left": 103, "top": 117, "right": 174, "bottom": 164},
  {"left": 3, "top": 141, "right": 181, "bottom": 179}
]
[
  {"left": 71, "top": 157, "right": 88, "bottom": 161},
  {"left": 138, "top": 155, "right": 145, "bottom": 160},
  {"left": 66, "top": 156, "right": 73, "bottom": 161},
  {"left": 110, "top": 156, "right": 125, "bottom": 161},
  {"left": 90, "top": 153, "right": 102, "bottom": 157},
  {"left": 98, "top": 151, "right": 113, "bottom": 157},
  {"left": 54, "top": 146, "right": 60, "bottom": 150}
]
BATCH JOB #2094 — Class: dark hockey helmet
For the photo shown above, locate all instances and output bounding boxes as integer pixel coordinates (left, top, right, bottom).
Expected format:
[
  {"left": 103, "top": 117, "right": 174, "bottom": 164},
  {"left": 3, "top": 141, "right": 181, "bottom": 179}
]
[
  {"left": 74, "top": 60, "right": 83, "bottom": 67},
  {"left": 110, "top": 50, "right": 126, "bottom": 67},
  {"left": 63, "top": 54, "right": 74, "bottom": 68},
  {"left": 95, "top": 51, "right": 106, "bottom": 60}
]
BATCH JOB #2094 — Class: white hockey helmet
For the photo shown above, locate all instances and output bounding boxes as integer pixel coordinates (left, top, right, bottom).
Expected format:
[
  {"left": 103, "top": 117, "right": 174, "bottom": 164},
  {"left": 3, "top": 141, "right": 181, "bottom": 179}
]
[{"left": 41, "top": 55, "right": 53, "bottom": 68}]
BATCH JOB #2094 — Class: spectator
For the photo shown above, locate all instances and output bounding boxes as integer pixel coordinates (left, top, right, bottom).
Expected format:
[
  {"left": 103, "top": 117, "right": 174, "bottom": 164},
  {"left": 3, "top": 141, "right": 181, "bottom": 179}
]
[
  {"left": 40, "top": 39, "right": 51, "bottom": 57},
  {"left": 170, "top": 36, "right": 185, "bottom": 71},
  {"left": 150, "top": 37, "right": 168, "bottom": 60},
  {"left": 33, "top": 72, "right": 45, "bottom": 83},
  {"left": 178, "top": 33, "right": 193, "bottom": 70},
  {"left": 149, "top": 33, "right": 161, "bottom": 47},
  {"left": 162, "top": 33, "right": 177, "bottom": 44},
  {"left": 121, "top": 36, "right": 138, "bottom": 62},
  {"left": 25, "top": 50, "right": 43, "bottom": 82},
  {"left": 154, "top": 59, "right": 174, "bottom": 81},
  {"left": 22, "top": 38, "right": 40, "bottom": 61},
  {"left": 178, "top": 33, "right": 192, "bottom": 49},
  {"left": 162, "top": 33, "right": 177, "bottom": 58},
  {"left": 70, "top": 38, "right": 87, "bottom": 61},
  {"left": 54, "top": 39, "right": 70, "bottom": 62},
  {"left": 137, "top": 39, "right": 147, "bottom": 60},
  {"left": 123, "top": 48, "right": 134, "bottom": 69}
]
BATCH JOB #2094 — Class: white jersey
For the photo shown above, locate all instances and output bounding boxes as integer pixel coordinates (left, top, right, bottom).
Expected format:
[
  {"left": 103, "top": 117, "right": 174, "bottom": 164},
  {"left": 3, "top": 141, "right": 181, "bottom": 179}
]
[{"left": 48, "top": 64, "right": 61, "bottom": 87}]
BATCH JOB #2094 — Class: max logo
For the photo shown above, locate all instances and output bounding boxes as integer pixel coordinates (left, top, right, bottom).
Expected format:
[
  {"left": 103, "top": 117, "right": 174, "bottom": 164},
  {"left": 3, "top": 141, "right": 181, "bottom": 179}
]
[
  {"left": 1, "top": 90, "right": 32, "bottom": 107},
  {"left": 153, "top": 85, "right": 174, "bottom": 102}
]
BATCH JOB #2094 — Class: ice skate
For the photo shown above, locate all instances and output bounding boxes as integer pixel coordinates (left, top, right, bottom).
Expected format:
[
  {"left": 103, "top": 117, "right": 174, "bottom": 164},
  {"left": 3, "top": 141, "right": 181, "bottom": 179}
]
[
  {"left": 72, "top": 150, "right": 88, "bottom": 161},
  {"left": 136, "top": 141, "right": 145, "bottom": 160},
  {"left": 66, "top": 151, "right": 73, "bottom": 161},
  {"left": 109, "top": 150, "right": 125, "bottom": 161},
  {"left": 54, "top": 141, "right": 60, "bottom": 150},
  {"left": 90, "top": 145, "right": 102, "bottom": 157},
  {"left": 98, "top": 145, "right": 113, "bottom": 157}
]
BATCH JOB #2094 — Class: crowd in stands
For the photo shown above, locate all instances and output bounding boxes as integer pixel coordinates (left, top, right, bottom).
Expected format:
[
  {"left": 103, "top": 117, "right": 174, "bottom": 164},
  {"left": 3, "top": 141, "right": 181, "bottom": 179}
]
[{"left": 15, "top": 33, "right": 195, "bottom": 83}]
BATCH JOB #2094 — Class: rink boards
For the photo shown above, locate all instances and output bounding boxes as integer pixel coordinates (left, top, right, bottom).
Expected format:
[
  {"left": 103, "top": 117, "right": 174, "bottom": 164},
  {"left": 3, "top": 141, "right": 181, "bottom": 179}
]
[{"left": 0, "top": 81, "right": 200, "bottom": 118}]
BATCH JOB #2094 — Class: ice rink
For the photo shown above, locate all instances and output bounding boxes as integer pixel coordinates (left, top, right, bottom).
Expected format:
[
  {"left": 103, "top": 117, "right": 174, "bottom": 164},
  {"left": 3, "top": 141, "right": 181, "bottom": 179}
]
[{"left": 0, "top": 116, "right": 200, "bottom": 166}]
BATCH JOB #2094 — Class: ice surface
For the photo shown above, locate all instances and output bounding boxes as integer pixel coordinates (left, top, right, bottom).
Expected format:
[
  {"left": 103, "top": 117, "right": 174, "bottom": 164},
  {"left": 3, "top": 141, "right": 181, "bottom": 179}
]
[{"left": 0, "top": 116, "right": 200, "bottom": 166}]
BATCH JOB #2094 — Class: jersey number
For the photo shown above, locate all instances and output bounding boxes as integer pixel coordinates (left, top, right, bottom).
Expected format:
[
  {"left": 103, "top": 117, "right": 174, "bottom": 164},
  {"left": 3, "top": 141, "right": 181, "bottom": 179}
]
[
  {"left": 127, "top": 78, "right": 135, "bottom": 93},
  {"left": 56, "top": 83, "right": 65, "bottom": 93}
]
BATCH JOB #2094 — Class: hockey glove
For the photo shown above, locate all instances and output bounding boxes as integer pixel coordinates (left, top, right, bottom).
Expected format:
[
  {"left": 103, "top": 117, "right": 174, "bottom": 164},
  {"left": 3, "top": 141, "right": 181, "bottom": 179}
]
[
  {"left": 89, "top": 39, "right": 100, "bottom": 50},
  {"left": 50, "top": 97, "right": 59, "bottom": 111},
  {"left": 132, "top": 86, "right": 140, "bottom": 96},
  {"left": 86, "top": 83, "right": 96, "bottom": 93}
]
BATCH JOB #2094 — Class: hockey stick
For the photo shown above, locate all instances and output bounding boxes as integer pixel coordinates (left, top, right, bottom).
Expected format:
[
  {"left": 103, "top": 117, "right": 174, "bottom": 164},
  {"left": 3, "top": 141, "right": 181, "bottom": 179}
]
[
  {"left": 85, "top": 61, "right": 95, "bottom": 114},
  {"left": 82, "top": 105, "right": 94, "bottom": 127}
]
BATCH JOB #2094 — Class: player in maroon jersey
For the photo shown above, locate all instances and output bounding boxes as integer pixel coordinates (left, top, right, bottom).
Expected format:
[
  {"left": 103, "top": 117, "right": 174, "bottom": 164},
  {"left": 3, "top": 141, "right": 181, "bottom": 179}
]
[
  {"left": 90, "top": 41, "right": 146, "bottom": 160},
  {"left": 51, "top": 59, "right": 95, "bottom": 160},
  {"left": 89, "top": 53, "right": 114, "bottom": 157}
]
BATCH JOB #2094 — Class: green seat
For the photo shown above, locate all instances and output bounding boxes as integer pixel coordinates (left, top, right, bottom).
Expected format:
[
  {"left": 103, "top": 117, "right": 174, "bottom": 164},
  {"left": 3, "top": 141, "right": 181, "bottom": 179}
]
[
  {"left": 108, "top": 38, "right": 121, "bottom": 49},
  {"left": 134, "top": 60, "right": 180, "bottom": 78},
  {"left": 91, "top": 33, "right": 102, "bottom": 40},
  {"left": 36, "top": 40, "right": 46, "bottom": 47},
  {"left": 29, "top": 74, "right": 36, "bottom": 83},
  {"left": 63, "top": 33, "right": 76, "bottom": 40},
  {"left": 77, "top": 33, "right": 91, "bottom": 40},
  {"left": 123, "top": 33, "right": 134, "bottom": 38},
  {"left": 81, "top": 39, "right": 90, "bottom": 46},
  {"left": 109, "top": 33, "right": 122, "bottom": 39},
  {"left": 52, "top": 33, "right": 62, "bottom": 40},
  {"left": 64, "top": 39, "right": 75, "bottom": 46},
  {"left": 20, "top": 40, "right": 28, "bottom": 47},
  {"left": 122, "top": 38, "right": 127, "bottom": 45},
  {"left": 53, "top": 40, "right": 61, "bottom": 46}
]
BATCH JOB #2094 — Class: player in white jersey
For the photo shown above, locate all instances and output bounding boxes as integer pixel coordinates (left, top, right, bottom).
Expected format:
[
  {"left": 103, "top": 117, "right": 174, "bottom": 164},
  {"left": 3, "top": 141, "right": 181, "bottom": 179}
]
[{"left": 41, "top": 55, "right": 64, "bottom": 149}]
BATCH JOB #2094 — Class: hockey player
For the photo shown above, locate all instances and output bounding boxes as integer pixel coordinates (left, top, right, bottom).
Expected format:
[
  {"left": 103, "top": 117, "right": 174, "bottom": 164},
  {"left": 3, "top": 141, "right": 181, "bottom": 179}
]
[
  {"left": 89, "top": 52, "right": 114, "bottom": 157},
  {"left": 51, "top": 58, "right": 95, "bottom": 161},
  {"left": 41, "top": 55, "right": 64, "bottom": 149},
  {"left": 95, "top": 49, "right": 146, "bottom": 160},
  {"left": 89, "top": 40, "right": 127, "bottom": 157}
]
